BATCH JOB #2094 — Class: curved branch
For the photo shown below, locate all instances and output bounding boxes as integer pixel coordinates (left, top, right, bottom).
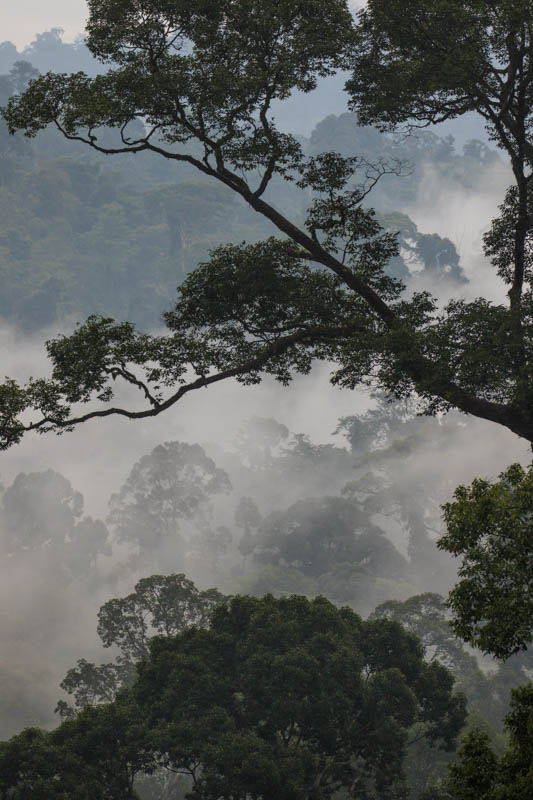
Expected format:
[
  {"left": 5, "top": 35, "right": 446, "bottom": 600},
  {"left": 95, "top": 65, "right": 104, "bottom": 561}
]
[{"left": 22, "top": 324, "right": 363, "bottom": 435}]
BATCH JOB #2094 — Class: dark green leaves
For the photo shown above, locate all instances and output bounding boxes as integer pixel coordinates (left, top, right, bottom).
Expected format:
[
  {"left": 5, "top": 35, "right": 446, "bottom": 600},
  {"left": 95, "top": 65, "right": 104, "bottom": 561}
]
[
  {"left": 4, "top": 0, "right": 354, "bottom": 171},
  {"left": 348, "top": 0, "right": 500, "bottom": 129},
  {"left": 133, "top": 594, "right": 464, "bottom": 798},
  {"left": 445, "top": 684, "right": 533, "bottom": 799},
  {"left": 439, "top": 463, "right": 533, "bottom": 659},
  {"left": 58, "top": 574, "right": 229, "bottom": 717}
]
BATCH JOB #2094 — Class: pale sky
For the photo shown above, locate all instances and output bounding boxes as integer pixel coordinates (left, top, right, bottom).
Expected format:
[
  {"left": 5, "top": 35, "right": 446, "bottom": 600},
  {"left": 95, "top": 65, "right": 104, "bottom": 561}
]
[
  {"left": 4, "top": 0, "right": 364, "bottom": 50},
  {"left": 4, "top": 0, "right": 89, "bottom": 48}
]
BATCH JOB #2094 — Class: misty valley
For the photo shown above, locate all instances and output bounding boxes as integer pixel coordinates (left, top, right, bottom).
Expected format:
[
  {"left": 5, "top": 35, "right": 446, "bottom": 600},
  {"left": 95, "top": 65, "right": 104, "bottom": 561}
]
[{"left": 1, "top": 4, "right": 533, "bottom": 799}]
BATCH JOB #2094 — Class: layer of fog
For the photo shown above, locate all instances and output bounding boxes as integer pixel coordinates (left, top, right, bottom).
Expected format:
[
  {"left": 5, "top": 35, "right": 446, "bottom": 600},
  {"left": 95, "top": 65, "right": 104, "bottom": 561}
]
[
  {"left": 0, "top": 317, "right": 529, "bottom": 739},
  {"left": 0, "top": 24, "right": 528, "bottom": 741},
  {"left": 406, "top": 158, "right": 512, "bottom": 304}
]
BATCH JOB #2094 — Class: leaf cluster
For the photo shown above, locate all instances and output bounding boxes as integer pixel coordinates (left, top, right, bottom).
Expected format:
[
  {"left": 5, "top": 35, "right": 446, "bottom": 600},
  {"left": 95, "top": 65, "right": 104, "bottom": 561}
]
[
  {"left": 445, "top": 684, "right": 533, "bottom": 800},
  {"left": 440, "top": 462, "right": 533, "bottom": 659},
  {"left": 132, "top": 593, "right": 465, "bottom": 799}
]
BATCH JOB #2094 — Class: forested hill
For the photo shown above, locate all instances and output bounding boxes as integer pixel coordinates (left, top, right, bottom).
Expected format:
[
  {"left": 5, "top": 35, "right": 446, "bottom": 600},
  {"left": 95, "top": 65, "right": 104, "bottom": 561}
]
[{"left": 0, "top": 32, "right": 500, "bottom": 333}]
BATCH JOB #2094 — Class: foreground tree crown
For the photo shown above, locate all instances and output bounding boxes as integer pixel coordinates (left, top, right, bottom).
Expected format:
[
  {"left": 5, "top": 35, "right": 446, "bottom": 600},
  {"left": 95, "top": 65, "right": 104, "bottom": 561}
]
[
  {"left": 2, "top": 0, "right": 533, "bottom": 446},
  {"left": 0, "top": 593, "right": 466, "bottom": 799}
]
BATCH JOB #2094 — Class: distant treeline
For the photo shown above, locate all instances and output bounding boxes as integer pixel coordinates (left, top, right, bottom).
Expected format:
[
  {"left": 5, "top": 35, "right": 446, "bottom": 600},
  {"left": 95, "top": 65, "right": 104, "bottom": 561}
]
[{"left": 0, "top": 34, "right": 499, "bottom": 333}]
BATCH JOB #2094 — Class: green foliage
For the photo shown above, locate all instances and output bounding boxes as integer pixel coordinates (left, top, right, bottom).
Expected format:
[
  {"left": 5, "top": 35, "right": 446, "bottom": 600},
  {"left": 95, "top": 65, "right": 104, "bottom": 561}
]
[
  {"left": 483, "top": 185, "right": 533, "bottom": 286},
  {"left": 370, "top": 593, "right": 531, "bottom": 733},
  {"left": 0, "top": 694, "right": 154, "bottom": 799},
  {"left": 3, "top": 0, "right": 352, "bottom": 157},
  {"left": 440, "top": 463, "right": 533, "bottom": 660},
  {"left": 445, "top": 684, "right": 533, "bottom": 799},
  {"left": 0, "top": 232, "right": 435, "bottom": 449},
  {"left": 0, "top": 593, "right": 466, "bottom": 799},
  {"left": 371, "top": 595, "right": 484, "bottom": 691},
  {"left": 132, "top": 593, "right": 465, "bottom": 799},
  {"left": 1, "top": 0, "right": 533, "bottom": 446},
  {"left": 0, "top": 154, "right": 240, "bottom": 330},
  {"left": 58, "top": 573, "right": 228, "bottom": 717},
  {"left": 348, "top": 0, "right": 530, "bottom": 132}
]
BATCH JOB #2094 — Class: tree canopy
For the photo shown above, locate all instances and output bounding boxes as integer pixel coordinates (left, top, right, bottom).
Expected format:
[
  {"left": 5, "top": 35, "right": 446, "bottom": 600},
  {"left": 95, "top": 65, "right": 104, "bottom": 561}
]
[
  {"left": 444, "top": 684, "right": 533, "bottom": 800},
  {"left": 1, "top": 0, "right": 533, "bottom": 446},
  {"left": 439, "top": 462, "right": 533, "bottom": 660},
  {"left": 18, "top": 593, "right": 466, "bottom": 800},
  {"left": 57, "top": 573, "right": 228, "bottom": 718},
  {"left": 107, "top": 441, "right": 231, "bottom": 564}
]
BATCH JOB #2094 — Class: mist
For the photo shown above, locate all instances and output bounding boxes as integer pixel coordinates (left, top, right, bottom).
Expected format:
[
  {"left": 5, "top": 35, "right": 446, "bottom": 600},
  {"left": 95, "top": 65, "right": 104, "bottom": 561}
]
[{"left": 0, "top": 26, "right": 530, "bottom": 791}]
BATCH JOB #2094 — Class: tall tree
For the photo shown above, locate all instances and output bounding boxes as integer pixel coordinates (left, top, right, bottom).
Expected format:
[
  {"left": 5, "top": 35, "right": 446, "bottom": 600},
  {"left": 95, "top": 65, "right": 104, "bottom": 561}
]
[
  {"left": 444, "top": 684, "right": 533, "bottom": 799},
  {"left": 132, "top": 593, "right": 465, "bottom": 799},
  {"left": 0, "top": 593, "right": 466, "bottom": 800},
  {"left": 0, "top": 694, "right": 154, "bottom": 799},
  {"left": 3, "top": 0, "right": 533, "bottom": 445},
  {"left": 107, "top": 441, "right": 231, "bottom": 563},
  {"left": 57, "top": 573, "right": 228, "bottom": 718},
  {"left": 348, "top": 0, "right": 533, "bottom": 439},
  {"left": 0, "top": 469, "right": 110, "bottom": 573},
  {"left": 439, "top": 462, "right": 533, "bottom": 660}
]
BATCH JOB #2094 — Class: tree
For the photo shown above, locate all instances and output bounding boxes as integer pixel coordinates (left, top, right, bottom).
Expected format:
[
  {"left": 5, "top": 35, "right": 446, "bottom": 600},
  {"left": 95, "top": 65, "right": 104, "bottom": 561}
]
[
  {"left": 3, "top": 0, "right": 533, "bottom": 446},
  {"left": 371, "top": 593, "right": 533, "bottom": 739},
  {"left": 439, "top": 463, "right": 533, "bottom": 660},
  {"left": 369, "top": 593, "right": 520, "bottom": 731},
  {"left": 107, "top": 441, "right": 231, "bottom": 562},
  {"left": 0, "top": 693, "right": 154, "bottom": 799},
  {"left": 444, "top": 684, "right": 533, "bottom": 799},
  {"left": 377, "top": 211, "right": 467, "bottom": 288},
  {"left": 1, "top": 593, "right": 465, "bottom": 799},
  {"left": 0, "top": 468, "right": 111, "bottom": 573},
  {"left": 370, "top": 594, "right": 485, "bottom": 692},
  {"left": 252, "top": 495, "right": 407, "bottom": 580},
  {"left": 347, "top": 0, "right": 533, "bottom": 438},
  {"left": 132, "top": 593, "right": 466, "bottom": 799},
  {"left": 57, "top": 573, "right": 228, "bottom": 717}
]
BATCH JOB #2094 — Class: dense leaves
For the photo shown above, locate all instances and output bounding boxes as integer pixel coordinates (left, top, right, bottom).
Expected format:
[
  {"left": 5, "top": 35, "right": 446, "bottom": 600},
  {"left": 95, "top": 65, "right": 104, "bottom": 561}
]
[
  {"left": 0, "top": 694, "right": 154, "bottom": 799},
  {"left": 58, "top": 573, "right": 228, "bottom": 717},
  {"left": 440, "top": 463, "right": 533, "bottom": 659},
  {"left": 132, "top": 593, "right": 465, "bottom": 799},
  {"left": 445, "top": 684, "right": 533, "bottom": 799},
  {"left": 0, "top": 593, "right": 466, "bottom": 799},
  {"left": 2, "top": 0, "right": 533, "bottom": 445}
]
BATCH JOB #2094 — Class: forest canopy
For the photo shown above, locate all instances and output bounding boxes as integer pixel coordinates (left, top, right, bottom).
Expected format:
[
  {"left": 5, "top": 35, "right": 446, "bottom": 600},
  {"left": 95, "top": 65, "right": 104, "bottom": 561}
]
[
  {"left": 0, "top": 594, "right": 467, "bottom": 800},
  {"left": 3, "top": 3, "right": 533, "bottom": 798}
]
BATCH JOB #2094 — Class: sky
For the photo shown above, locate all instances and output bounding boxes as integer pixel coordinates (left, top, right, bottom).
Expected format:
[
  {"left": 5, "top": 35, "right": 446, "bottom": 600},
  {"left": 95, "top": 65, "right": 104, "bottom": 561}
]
[
  {"left": 3, "top": 0, "right": 365, "bottom": 49},
  {"left": 3, "top": 0, "right": 89, "bottom": 48}
]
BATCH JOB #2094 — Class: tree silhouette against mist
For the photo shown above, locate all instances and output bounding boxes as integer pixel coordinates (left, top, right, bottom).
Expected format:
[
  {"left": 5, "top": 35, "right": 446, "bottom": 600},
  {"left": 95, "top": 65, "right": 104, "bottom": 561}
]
[
  {"left": 0, "top": 468, "right": 110, "bottom": 574},
  {"left": 107, "top": 441, "right": 231, "bottom": 567},
  {"left": 56, "top": 573, "right": 228, "bottom": 719},
  {"left": 2, "top": 0, "right": 533, "bottom": 444},
  {"left": 16, "top": 593, "right": 466, "bottom": 800}
]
